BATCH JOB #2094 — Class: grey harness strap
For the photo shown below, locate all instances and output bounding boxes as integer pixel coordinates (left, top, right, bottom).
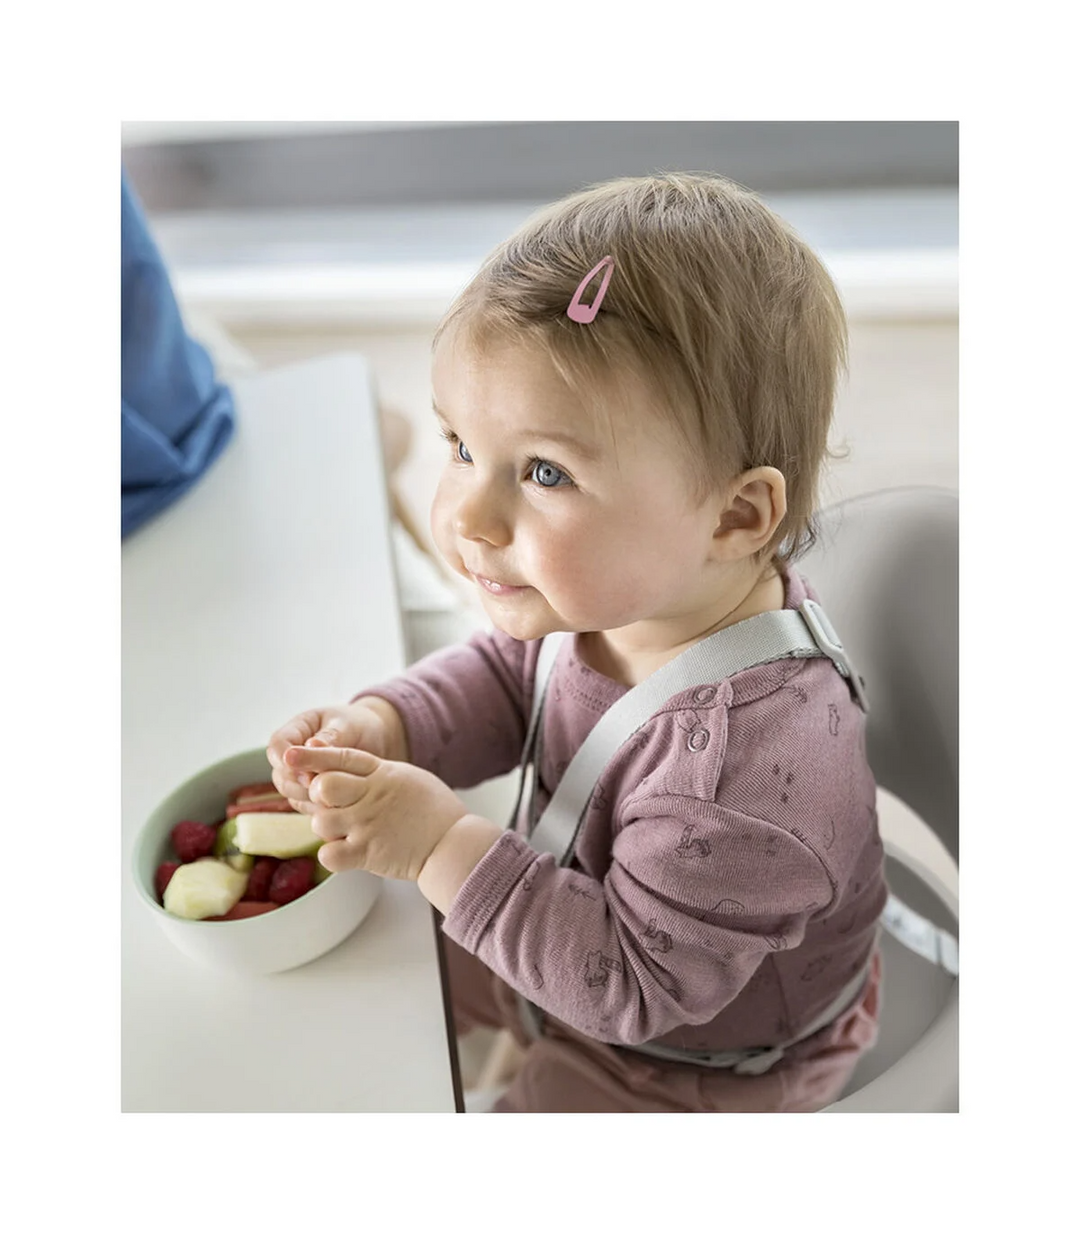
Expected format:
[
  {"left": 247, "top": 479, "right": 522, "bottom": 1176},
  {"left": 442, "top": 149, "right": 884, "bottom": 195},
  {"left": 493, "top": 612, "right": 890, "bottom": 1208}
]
[
  {"left": 512, "top": 598, "right": 957, "bottom": 1075},
  {"left": 521, "top": 599, "right": 867, "bottom": 856}
]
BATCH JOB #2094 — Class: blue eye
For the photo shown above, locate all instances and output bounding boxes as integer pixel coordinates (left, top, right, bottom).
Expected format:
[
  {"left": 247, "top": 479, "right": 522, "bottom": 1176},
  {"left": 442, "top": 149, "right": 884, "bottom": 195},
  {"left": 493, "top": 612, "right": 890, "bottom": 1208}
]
[
  {"left": 530, "top": 458, "right": 570, "bottom": 488},
  {"left": 439, "top": 427, "right": 472, "bottom": 464}
]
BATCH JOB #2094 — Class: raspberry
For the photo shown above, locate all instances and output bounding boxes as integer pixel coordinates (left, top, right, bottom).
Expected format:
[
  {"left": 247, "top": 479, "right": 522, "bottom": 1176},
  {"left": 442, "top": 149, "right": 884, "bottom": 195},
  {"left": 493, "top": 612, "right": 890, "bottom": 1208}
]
[
  {"left": 268, "top": 857, "right": 315, "bottom": 905},
  {"left": 243, "top": 857, "right": 279, "bottom": 901},
  {"left": 171, "top": 820, "right": 218, "bottom": 863},
  {"left": 154, "top": 861, "right": 181, "bottom": 901}
]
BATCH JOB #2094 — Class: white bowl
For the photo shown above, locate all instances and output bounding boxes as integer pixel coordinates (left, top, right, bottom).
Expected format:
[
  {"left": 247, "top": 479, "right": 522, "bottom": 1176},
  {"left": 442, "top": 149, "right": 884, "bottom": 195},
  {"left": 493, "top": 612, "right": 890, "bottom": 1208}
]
[{"left": 132, "top": 747, "right": 382, "bottom": 975}]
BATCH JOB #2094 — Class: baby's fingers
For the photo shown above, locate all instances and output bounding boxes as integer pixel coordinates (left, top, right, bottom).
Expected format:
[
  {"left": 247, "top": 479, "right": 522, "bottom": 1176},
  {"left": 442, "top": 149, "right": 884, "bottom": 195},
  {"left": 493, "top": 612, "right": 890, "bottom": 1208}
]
[
  {"left": 317, "top": 837, "right": 368, "bottom": 873},
  {"left": 270, "top": 763, "right": 312, "bottom": 807},
  {"left": 309, "top": 770, "right": 368, "bottom": 809},
  {"left": 285, "top": 745, "right": 381, "bottom": 778},
  {"left": 267, "top": 710, "right": 324, "bottom": 772}
]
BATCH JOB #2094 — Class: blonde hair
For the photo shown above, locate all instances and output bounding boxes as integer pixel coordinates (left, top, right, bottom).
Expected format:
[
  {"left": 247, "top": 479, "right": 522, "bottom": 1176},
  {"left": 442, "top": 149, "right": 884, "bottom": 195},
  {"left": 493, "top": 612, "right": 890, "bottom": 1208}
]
[{"left": 433, "top": 172, "right": 848, "bottom": 565}]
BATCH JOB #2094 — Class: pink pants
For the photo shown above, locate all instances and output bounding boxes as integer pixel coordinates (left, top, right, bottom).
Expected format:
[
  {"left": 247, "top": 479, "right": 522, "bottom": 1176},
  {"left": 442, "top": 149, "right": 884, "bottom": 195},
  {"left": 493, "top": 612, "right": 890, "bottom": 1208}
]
[{"left": 446, "top": 939, "right": 882, "bottom": 1113}]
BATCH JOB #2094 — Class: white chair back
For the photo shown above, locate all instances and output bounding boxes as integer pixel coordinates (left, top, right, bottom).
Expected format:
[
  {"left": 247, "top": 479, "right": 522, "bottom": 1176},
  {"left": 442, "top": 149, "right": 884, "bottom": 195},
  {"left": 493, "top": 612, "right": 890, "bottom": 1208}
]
[{"left": 800, "top": 487, "right": 959, "bottom": 1112}]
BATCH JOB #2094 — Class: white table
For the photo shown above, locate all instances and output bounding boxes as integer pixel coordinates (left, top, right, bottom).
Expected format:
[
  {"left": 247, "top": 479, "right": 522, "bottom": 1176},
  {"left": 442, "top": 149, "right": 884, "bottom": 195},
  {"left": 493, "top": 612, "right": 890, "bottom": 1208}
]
[{"left": 121, "top": 354, "right": 460, "bottom": 1112}]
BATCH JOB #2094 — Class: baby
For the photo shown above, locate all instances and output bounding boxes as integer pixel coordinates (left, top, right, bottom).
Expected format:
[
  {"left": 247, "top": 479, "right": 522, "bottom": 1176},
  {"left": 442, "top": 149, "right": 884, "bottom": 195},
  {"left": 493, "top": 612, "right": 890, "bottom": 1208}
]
[{"left": 267, "top": 173, "right": 887, "bottom": 1113}]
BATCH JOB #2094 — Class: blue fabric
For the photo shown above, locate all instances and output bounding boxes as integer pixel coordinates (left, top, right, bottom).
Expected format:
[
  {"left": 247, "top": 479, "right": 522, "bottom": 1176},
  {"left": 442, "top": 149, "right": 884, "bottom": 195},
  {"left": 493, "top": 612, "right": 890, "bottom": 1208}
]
[{"left": 121, "top": 170, "right": 236, "bottom": 537}]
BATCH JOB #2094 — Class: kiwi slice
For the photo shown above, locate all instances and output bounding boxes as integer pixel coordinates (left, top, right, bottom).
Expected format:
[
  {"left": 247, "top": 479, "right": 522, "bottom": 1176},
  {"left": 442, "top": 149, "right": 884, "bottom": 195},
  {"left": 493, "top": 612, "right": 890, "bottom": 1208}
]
[{"left": 212, "top": 818, "right": 255, "bottom": 872}]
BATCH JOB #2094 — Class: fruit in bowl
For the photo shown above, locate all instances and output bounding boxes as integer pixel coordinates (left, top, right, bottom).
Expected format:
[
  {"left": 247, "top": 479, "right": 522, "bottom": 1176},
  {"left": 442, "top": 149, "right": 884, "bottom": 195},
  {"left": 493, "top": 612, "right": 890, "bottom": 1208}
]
[
  {"left": 132, "top": 748, "right": 382, "bottom": 975},
  {"left": 155, "top": 781, "right": 332, "bottom": 922}
]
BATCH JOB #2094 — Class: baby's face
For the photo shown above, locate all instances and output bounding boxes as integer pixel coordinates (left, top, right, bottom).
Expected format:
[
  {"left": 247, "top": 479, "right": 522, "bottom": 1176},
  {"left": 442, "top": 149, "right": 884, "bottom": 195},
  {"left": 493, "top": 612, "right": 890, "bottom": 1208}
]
[{"left": 429, "top": 337, "right": 722, "bottom": 645}]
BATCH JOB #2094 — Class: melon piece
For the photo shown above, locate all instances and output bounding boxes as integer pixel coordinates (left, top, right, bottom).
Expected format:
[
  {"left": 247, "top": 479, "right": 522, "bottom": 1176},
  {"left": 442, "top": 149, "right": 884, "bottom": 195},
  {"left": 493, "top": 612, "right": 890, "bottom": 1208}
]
[
  {"left": 234, "top": 811, "right": 322, "bottom": 860},
  {"left": 163, "top": 858, "right": 249, "bottom": 920}
]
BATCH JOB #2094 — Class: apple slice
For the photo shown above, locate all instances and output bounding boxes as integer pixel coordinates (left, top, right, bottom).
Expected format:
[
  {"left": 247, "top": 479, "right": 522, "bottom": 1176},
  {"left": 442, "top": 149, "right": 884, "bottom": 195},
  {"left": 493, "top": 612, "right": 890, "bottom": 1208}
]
[
  {"left": 234, "top": 811, "right": 323, "bottom": 860},
  {"left": 212, "top": 817, "right": 255, "bottom": 871},
  {"left": 163, "top": 858, "right": 249, "bottom": 920}
]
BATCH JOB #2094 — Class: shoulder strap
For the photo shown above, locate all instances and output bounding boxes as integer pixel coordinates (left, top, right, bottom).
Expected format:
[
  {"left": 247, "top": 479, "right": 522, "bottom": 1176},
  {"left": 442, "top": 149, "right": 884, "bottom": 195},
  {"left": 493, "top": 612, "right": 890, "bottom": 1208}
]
[
  {"left": 507, "top": 633, "right": 567, "bottom": 836},
  {"left": 526, "top": 599, "right": 867, "bottom": 863}
]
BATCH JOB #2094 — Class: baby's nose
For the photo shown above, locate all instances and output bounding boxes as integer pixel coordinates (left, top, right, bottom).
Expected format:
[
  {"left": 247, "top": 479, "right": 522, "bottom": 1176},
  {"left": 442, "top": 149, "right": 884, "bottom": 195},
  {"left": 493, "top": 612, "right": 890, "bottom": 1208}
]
[{"left": 453, "top": 483, "right": 512, "bottom": 546}]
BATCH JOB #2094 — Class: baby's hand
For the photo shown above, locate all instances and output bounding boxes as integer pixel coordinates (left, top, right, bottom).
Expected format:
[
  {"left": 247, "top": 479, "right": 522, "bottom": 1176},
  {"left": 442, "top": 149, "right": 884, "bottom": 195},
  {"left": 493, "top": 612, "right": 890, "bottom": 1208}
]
[
  {"left": 267, "top": 702, "right": 394, "bottom": 805},
  {"left": 284, "top": 745, "right": 470, "bottom": 883}
]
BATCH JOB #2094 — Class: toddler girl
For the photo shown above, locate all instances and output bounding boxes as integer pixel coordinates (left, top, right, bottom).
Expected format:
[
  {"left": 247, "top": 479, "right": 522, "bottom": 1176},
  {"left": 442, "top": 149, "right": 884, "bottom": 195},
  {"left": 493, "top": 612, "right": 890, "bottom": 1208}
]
[{"left": 267, "top": 173, "right": 886, "bottom": 1113}]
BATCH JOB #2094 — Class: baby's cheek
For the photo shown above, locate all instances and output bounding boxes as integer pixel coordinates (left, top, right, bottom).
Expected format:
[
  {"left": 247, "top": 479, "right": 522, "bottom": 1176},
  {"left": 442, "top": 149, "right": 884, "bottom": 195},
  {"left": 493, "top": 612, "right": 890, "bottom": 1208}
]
[
  {"left": 429, "top": 489, "right": 459, "bottom": 569},
  {"left": 531, "top": 537, "right": 592, "bottom": 595}
]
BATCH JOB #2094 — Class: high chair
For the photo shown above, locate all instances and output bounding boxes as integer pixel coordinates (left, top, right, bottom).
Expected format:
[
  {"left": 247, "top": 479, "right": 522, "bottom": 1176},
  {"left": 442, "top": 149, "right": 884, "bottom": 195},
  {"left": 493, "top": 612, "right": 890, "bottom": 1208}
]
[{"left": 803, "top": 486, "right": 959, "bottom": 1111}]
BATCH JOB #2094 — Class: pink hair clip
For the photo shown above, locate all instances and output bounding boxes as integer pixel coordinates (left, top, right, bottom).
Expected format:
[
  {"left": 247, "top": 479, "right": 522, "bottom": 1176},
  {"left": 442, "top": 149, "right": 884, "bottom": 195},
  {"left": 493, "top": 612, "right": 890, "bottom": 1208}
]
[{"left": 566, "top": 255, "right": 615, "bottom": 324}]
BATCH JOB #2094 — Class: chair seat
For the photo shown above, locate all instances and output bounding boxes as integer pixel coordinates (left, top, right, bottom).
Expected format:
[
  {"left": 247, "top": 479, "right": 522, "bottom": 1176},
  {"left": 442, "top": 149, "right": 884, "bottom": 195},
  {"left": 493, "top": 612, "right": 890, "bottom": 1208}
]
[{"left": 826, "top": 846, "right": 958, "bottom": 1111}]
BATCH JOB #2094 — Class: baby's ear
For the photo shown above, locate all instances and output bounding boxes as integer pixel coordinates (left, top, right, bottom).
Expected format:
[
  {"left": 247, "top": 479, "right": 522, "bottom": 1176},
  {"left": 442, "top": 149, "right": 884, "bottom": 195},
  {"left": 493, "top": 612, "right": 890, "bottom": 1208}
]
[{"left": 715, "top": 468, "right": 787, "bottom": 556}]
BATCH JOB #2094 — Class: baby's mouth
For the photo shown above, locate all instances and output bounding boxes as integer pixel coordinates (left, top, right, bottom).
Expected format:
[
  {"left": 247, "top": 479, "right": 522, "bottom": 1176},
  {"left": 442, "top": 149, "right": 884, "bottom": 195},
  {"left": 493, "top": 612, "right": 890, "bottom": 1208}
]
[{"left": 472, "top": 573, "right": 529, "bottom": 595}]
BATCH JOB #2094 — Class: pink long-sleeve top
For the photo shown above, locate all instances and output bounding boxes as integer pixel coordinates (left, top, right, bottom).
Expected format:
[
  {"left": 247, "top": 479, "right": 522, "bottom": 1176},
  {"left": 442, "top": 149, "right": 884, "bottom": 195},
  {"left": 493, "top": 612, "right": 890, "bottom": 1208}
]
[{"left": 359, "top": 568, "right": 886, "bottom": 1055}]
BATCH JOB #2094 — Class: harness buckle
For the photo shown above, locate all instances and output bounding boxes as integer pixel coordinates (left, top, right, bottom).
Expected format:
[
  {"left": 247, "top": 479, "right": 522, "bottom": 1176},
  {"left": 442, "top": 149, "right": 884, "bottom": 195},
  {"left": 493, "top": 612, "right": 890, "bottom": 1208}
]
[
  {"left": 800, "top": 599, "right": 870, "bottom": 713},
  {"left": 732, "top": 1046, "right": 786, "bottom": 1076}
]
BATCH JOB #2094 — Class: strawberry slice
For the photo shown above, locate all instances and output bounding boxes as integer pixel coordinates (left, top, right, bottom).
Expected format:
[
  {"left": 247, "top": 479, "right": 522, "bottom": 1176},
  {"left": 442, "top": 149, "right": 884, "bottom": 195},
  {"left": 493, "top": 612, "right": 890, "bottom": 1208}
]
[
  {"left": 243, "top": 857, "right": 279, "bottom": 901},
  {"left": 154, "top": 861, "right": 182, "bottom": 901},
  {"left": 205, "top": 901, "right": 279, "bottom": 921},
  {"left": 228, "top": 781, "right": 280, "bottom": 803},
  {"left": 225, "top": 795, "right": 296, "bottom": 818}
]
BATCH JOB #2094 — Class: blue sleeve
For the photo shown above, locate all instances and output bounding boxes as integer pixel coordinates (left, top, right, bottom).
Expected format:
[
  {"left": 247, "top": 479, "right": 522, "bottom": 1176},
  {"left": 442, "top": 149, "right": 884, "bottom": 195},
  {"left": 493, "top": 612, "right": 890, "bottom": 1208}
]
[{"left": 121, "top": 170, "right": 236, "bottom": 537}]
